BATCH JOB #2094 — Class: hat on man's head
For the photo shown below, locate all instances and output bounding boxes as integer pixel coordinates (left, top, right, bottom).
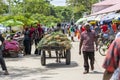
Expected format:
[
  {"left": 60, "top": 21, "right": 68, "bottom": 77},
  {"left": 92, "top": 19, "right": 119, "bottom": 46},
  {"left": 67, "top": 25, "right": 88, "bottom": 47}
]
[{"left": 84, "top": 23, "right": 91, "bottom": 27}]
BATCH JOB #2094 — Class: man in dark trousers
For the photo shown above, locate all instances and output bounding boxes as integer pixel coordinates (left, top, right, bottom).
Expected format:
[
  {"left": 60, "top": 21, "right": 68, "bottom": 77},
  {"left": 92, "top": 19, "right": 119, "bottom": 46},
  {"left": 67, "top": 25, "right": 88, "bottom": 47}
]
[
  {"left": 79, "top": 23, "right": 98, "bottom": 74},
  {"left": 34, "top": 24, "right": 44, "bottom": 55},
  {"left": 0, "top": 33, "right": 9, "bottom": 75}
]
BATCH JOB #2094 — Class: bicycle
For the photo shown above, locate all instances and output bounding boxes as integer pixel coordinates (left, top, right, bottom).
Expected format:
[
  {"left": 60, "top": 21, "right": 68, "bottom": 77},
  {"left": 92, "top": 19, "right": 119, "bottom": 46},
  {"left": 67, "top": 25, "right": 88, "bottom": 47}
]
[{"left": 98, "top": 33, "right": 115, "bottom": 56}]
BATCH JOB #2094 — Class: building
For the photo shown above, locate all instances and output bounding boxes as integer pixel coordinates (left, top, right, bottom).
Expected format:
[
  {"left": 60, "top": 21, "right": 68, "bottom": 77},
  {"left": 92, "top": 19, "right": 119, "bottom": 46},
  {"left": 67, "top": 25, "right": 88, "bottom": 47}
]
[{"left": 92, "top": 0, "right": 120, "bottom": 14}]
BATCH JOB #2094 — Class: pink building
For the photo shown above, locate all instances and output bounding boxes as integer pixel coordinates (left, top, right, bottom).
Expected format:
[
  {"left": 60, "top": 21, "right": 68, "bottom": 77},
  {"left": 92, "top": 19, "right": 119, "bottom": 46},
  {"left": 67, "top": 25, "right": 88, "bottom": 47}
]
[{"left": 92, "top": 0, "right": 120, "bottom": 14}]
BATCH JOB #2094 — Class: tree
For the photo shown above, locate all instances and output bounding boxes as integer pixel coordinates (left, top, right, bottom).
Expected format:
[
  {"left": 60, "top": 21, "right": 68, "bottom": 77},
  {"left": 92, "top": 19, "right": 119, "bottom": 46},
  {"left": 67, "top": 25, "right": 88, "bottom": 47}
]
[
  {"left": 21, "top": 0, "right": 51, "bottom": 16},
  {"left": 66, "top": 0, "right": 99, "bottom": 21},
  {"left": 0, "top": 0, "right": 73, "bottom": 26},
  {"left": 0, "top": 0, "right": 8, "bottom": 14},
  {"left": 53, "top": 6, "right": 72, "bottom": 22},
  {"left": 5, "top": 0, "right": 51, "bottom": 16}
]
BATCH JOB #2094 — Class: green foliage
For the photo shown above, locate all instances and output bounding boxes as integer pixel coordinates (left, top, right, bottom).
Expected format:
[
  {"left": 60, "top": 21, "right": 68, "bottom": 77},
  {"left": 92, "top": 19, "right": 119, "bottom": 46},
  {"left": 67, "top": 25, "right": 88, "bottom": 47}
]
[
  {"left": 0, "top": 0, "right": 90, "bottom": 26},
  {"left": 66, "top": 0, "right": 99, "bottom": 21},
  {"left": 53, "top": 6, "right": 72, "bottom": 22},
  {"left": 0, "top": 0, "right": 61, "bottom": 26},
  {"left": 0, "top": 0, "right": 8, "bottom": 14}
]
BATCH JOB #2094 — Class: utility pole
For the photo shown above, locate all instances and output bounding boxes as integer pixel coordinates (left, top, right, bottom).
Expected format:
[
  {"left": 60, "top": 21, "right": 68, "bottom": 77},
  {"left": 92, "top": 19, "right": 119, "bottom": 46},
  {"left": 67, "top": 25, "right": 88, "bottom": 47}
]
[
  {"left": 70, "top": 3, "right": 74, "bottom": 24},
  {"left": 23, "top": 0, "right": 25, "bottom": 13},
  {"left": 8, "top": 0, "right": 11, "bottom": 14}
]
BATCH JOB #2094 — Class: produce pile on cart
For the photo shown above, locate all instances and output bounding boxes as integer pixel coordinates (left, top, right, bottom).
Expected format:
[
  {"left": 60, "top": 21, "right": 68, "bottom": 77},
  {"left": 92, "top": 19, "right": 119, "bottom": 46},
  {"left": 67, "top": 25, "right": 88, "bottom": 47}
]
[{"left": 37, "top": 32, "right": 72, "bottom": 49}]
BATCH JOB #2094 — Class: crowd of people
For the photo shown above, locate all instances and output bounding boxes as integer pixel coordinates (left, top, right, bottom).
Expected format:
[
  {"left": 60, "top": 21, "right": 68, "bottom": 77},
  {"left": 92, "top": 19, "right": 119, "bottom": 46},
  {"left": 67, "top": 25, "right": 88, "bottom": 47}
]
[{"left": 0, "top": 21, "right": 120, "bottom": 80}]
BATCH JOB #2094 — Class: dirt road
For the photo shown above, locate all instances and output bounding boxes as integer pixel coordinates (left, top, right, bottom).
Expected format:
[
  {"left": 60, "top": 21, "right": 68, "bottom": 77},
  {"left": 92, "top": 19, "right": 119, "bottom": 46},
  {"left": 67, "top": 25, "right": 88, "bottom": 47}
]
[{"left": 0, "top": 41, "right": 105, "bottom": 80}]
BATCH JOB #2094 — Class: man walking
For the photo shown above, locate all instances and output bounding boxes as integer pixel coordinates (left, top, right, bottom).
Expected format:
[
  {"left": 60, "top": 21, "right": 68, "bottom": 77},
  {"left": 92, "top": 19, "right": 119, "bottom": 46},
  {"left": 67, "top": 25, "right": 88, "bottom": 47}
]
[
  {"left": 0, "top": 34, "right": 9, "bottom": 75},
  {"left": 79, "top": 23, "right": 98, "bottom": 74}
]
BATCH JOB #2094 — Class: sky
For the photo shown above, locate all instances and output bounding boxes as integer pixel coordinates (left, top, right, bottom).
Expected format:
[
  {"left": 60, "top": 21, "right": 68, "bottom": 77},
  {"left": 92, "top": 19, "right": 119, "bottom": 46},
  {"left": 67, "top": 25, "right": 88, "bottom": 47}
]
[{"left": 50, "top": 0, "right": 66, "bottom": 6}]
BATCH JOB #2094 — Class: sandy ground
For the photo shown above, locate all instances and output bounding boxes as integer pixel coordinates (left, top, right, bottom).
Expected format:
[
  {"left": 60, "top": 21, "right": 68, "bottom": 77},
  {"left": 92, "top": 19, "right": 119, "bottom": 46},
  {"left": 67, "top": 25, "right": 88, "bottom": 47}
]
[{"left": 0, "top": 37, "right": 106, "bottom": 80}]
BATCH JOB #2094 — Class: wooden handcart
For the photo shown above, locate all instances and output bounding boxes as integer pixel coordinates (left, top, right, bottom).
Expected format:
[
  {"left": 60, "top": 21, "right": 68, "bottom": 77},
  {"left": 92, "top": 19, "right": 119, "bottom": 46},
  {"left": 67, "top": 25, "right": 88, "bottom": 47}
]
[{"left": 40, "top": 46, "right": 71, "bottom": 66}]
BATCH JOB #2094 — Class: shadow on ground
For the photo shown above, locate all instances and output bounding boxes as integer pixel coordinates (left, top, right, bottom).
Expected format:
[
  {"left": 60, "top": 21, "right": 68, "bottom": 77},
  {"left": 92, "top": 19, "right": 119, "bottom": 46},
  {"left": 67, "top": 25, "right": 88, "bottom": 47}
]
[
  {"left": 5, "top": 57, "right": 24, "bottom": 62},
  {"left": 0, "top": 66, "right": 48, "bottom": 79},
  {"left": 5, "top": 55, "right": 41, "bottom": 62},
  {"left": 45, "top": 61, "right": 78, "bottom": 69},
  {"left": 89, "top": 71, "right": 104, "bottom": 74}
]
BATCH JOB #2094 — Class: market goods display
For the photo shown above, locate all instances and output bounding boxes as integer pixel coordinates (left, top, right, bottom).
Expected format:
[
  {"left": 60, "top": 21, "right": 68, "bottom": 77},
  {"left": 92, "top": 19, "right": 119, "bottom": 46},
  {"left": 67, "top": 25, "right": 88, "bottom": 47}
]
[
  {"left": 4, "top": 40, "right": 20, "bottom": 51},
  {"left": 37, "top": 32, "right": 72, "bottom": 49}
]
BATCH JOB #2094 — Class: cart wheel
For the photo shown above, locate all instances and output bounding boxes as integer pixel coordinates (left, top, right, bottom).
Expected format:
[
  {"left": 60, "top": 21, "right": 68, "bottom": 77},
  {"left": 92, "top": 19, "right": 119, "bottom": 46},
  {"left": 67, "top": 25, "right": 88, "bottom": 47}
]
[
  {"left": 66, "top": 49, "right": 71, "bottom": 65},
  {"left": 41, "top": 50, "right": 46, "bottom": 66}
]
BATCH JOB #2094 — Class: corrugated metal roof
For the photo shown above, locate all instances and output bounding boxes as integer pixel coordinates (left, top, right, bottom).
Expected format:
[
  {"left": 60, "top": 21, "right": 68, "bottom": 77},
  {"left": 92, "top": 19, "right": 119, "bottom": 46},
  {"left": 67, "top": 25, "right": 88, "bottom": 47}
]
[
  {"left": 91, "top": 3, "right": 120, "bottom": 15},
  {"left": 93, "top": 0, "right": 120, "bottom": 6}
]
